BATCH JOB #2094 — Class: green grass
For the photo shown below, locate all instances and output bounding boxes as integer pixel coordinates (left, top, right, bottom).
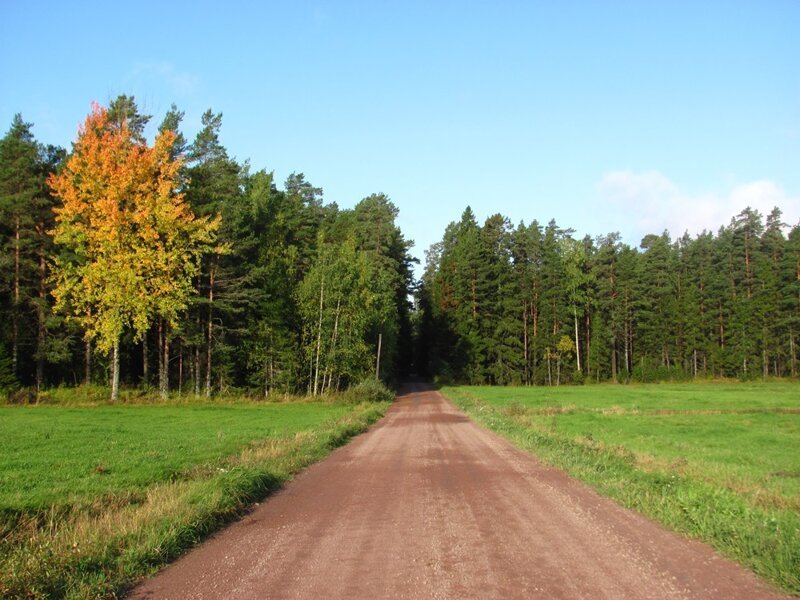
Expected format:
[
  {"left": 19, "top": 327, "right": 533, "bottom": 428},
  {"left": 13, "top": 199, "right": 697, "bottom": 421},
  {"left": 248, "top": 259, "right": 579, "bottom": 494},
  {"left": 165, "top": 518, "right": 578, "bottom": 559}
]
[
  {"left": 463, "top": 381, "right": 800, "bottom": 412},
  {"left": 442, "top": 382, "right": 800, "bottom": 595},
  {"left": 0, "top": 403, "right": 351, "bottom": 512},
  {"left": 0, "top": 391, "right": 389, "bottom": 598}
]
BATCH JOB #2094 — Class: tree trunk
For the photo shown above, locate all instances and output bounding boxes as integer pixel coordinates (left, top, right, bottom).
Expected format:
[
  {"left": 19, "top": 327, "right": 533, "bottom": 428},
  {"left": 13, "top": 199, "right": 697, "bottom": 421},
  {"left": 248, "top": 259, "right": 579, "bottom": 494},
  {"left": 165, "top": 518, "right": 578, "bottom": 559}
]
[
  {"left": 159, "top": 320, "right": 169, "bottom": 399},
  {"left": 178, "top": 339, "right": 183, "bottom": 394},
  {"left": 573, "top": 308, "right": 581, "bottom": 373},
  {"left": 307, "top": 330, "right": 314, "bottom": 396},
  {"left": 142, "top": 330, "right": 149, "bottom": 386},
  {"left": 531, "top": 292, "right": 538, "bottom": 386},
  {"left": 157, "top": 318, "right": 163, "bottom": 390},
  {"left": 552, "top": 298, "right": 558, "bottom": 336},
  {"left": 194, "top": 314, "right": 201, "bottom": 396},
  {"left": 205, "top": 262, "right": 216, "bottom": 398},
  {"left": 325, "top": 298, "right": 341, "bottom": 393},
  {"left": 585, "top": 313, "right": 591, "bottom": 378},
  {"left": 85, "top": 336, "right": 92, "bottom": 385},
  {"left": 790, "top": 331, "right": 797, "bottom": 378},
  {"left": 265, "top": 349, "right": 273, "bottom": 399},
  {"left": 522, "top": 304, "right": 529, "bottom": 385},
  {"left": 744, "top": 227, "right": 752, "bottom": 299},
  {"left": 611, "top": 345, "right": 618, "bottom": 383},
  {"left": 471, "top": 277, "right": 477, "bottom": 320},
  {"left": 111, "top": 340, "right": 120, "bottom": 401},
  {"left": 35, "top": 249, "right": 47, "bottom": 393},
  {"left": 163, "top": 325, "right": 170, "bottom": 398},
  {"left": 12, "top": 215, "right": 20, "bottom": 376},
  {"left": 623, "top": 324, "right": 629, "bottom": 377},
  {"left": 624, "top": 290, "right": 631, "bottom": 376},
  {"left": 376, "top": 333, "right": 383, "bottom": 381},
  {"left": 547, "top": 353, "right": 552, "bottom": 386},
  {"left": 313, "top": 278, "right": 324, "bottom": 396}
]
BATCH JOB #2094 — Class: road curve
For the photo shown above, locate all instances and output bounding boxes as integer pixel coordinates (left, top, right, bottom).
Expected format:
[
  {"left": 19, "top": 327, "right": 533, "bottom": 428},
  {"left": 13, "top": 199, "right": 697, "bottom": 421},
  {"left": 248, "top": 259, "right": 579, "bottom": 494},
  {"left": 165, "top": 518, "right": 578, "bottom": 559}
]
[{"left": 129, "top": 383, "right": 786, "bottom": 599}]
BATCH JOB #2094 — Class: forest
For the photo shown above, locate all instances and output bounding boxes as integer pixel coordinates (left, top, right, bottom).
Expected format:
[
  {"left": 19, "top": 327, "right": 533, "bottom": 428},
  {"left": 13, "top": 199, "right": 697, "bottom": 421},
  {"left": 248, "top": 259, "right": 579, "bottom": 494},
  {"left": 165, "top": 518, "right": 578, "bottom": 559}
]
[
  {"left": 417, "top": 206, "right": 800, "bottom": 384},
  {"left": 0, "top": 96, "right": 415, "bottom": 399},
  {"left": 1, "top": 96, "right": 798, "bottom": 397}
]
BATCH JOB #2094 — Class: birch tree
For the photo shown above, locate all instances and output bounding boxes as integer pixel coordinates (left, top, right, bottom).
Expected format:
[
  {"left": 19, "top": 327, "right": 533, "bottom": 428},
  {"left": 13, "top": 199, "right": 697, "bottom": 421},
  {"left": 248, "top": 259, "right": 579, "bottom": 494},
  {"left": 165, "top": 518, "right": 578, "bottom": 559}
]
[{"left": 49, "top": 104, "right": 218, "bottom": 400}]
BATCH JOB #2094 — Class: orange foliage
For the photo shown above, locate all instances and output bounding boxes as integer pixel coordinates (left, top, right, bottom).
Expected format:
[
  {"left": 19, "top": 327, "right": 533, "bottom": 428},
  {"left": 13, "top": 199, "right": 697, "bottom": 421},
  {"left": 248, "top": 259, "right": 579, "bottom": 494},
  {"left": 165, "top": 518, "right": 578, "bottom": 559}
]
[{"left": 49, "top": 104, "right": 218, "bottom": 353}]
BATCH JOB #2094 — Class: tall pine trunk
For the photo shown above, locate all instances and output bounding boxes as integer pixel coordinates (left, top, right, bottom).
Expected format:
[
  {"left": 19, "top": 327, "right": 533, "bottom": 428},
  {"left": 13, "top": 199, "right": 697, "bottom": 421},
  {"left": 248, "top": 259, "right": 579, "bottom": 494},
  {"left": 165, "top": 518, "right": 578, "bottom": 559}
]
[
  {"left": 573, "top": 308, "right": 581, "bottom": 373},
  {"left": 471, "top": 277, "right": 477, "bottom": 320},
  {"left": 178, "top": 339, "right": 183, "bottom": 394},
  {"left": 194, "top": 315, "right": 201, "bottom": 396},
  {"left": 35, "top": 249, "right": 46, "bottom": 393},
  {"left": 163, "top": 325, "right": 170, "bottom": 399},
  {"left": 611, "top": 345, "right": 618, "bottom": 383},
  {"left": 624, "top": 289, "right": 632, "bottom": 376},
  {"left": 531, "top": 292, "right": 538, "bottom": 386},
  {"left": 205, "top": 262, "right": 216, "bottom": 398},
  {"left": 12, "top": 215, "right": 20, "bottom": 376},
  {"left": 585, "top": 313, "right": 591, "bottom": 377},
  {"left": 522, "top": 303, "right": 529, "bottom": 385}
]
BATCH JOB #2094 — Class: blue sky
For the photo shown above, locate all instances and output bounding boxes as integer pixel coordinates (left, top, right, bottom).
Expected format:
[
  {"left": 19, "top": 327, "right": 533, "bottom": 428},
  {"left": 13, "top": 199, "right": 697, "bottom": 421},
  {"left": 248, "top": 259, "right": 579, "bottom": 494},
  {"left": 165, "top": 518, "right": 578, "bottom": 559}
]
[{"left": 2, "top": 1, "right": 798, "bottom": 273}]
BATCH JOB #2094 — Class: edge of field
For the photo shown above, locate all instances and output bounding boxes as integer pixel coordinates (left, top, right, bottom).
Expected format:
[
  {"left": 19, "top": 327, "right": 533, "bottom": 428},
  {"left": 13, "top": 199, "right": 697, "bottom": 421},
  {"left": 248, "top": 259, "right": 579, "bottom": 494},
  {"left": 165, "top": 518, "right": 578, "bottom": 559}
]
[
  {"left": 0, "top": 398, "right": 389, "bottom": 599},
  {"left": 442, "top": 386, "right": 800, "bottom": 596}
]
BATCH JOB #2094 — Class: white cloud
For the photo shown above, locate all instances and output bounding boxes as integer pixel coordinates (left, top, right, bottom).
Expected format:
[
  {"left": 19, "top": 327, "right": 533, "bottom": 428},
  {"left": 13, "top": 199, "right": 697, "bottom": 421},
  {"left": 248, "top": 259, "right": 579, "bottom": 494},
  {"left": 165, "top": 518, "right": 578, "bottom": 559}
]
[{"left": 596, "top": 170, "right": 800, "bottom": 242}]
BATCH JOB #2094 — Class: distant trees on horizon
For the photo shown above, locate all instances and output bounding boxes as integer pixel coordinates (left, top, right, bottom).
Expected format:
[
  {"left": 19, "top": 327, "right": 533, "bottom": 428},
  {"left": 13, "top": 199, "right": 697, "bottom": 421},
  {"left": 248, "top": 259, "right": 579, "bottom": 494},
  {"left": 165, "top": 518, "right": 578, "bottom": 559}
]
[
  {"left": 1, "top": 96, "right": 798, "bottom": 397},
  {"left": 417, "top": 205, "right": 800, "bottom": 384}
]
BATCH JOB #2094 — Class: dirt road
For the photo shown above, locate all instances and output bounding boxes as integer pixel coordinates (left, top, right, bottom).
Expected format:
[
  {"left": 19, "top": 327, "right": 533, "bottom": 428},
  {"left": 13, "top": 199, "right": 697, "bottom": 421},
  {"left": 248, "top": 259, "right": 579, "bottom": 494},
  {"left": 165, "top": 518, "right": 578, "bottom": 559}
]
[{"left": 130, "top": 384, "right": 786, "bottom": 599}]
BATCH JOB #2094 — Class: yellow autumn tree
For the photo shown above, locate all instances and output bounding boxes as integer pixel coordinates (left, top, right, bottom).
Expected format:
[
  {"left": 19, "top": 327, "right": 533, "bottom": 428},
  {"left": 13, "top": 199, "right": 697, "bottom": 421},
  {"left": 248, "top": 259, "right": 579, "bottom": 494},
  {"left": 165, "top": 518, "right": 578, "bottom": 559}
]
[{"left": 49, "top": 104, "right": 219, "bottom": 400}]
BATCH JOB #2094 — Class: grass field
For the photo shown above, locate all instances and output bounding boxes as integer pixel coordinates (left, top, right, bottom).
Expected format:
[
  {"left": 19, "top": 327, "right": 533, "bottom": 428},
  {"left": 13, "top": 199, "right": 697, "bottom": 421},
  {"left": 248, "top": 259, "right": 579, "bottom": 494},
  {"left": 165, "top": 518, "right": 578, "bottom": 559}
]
[
  {"left": 0, "top": 403, "right": 352, "bottom": 512},
  {"left": 0, "top": 394, "right": 389, "bottom": 598},
  {"left": 442, "top": 383, "right": 800, "bottom": 595}
]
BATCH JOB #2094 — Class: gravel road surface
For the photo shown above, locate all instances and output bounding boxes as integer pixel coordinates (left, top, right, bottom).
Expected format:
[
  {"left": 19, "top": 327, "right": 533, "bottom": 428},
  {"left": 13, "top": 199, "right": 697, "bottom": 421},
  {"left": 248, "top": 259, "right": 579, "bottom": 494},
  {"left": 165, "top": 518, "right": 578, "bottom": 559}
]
[{"left": 129, "top": 383, "right": 786, "bottom": 599}]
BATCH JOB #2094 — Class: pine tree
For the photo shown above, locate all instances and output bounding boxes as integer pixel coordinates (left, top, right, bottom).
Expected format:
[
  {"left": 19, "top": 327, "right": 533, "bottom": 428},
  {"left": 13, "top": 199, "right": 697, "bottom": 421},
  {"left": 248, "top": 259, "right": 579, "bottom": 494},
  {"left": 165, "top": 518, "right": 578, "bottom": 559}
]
[
  {"left": 636, "top": 232, "right": 678, "bottom": 376},
  {"left": 0, "top": 115, "right": 67, "bottom": 390},
  {"left": 478, "top": 214, "right": 522, "bottom": 384},
  {"left": 184, "top": 109, "right": 242, "bottom": 396},
  {"left": 783, "top": 225, "right": 800, "bottom": 377}
]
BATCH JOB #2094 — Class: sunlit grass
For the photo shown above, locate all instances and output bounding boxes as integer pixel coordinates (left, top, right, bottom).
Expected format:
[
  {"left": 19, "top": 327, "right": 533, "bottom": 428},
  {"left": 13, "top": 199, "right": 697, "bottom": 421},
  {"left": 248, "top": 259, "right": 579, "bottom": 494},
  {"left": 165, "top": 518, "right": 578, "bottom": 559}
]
[
  {"left": 442, "top": 382, "right": 800, "bottom": 594},
  {"left": 0, "top": 403, "right": 351, "bottom": 512},
  {"left": 0, "top": 394, "right": 389, "bottom": 598}
]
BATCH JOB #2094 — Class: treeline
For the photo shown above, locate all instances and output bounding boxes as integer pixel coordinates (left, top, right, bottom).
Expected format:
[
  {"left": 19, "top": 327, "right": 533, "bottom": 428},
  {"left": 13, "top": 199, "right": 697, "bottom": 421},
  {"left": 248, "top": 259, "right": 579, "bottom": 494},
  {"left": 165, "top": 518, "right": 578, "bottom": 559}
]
[
  {"left": 417, "top": 207, "right": 800, "bottom": 384},
  {"left": 0, "top": 96, "right": 415, "bottom": 397}
]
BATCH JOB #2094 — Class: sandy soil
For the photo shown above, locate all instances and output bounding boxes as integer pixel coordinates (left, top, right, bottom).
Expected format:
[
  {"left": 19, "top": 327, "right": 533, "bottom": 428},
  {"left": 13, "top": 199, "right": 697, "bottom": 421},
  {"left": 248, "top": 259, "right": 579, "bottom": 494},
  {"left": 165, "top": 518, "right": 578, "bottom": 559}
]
[{"left": 129, "top": 383, "right": 787, "bottom": 599}]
